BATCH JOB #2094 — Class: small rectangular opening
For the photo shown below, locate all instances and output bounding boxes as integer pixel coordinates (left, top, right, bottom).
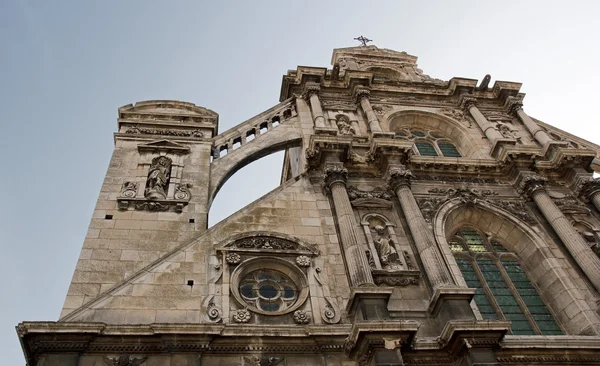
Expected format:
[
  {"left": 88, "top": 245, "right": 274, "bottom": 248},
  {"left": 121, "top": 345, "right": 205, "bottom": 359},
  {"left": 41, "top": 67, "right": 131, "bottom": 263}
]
[
  {"left": 189, "top": 218, "right": 195, "bottom": 223},
  {"left": 105, "top": 214, "right": 113, "bottom": 220},
  {"left": 187, "top": 280, "right": 194, "bottom": 287}
]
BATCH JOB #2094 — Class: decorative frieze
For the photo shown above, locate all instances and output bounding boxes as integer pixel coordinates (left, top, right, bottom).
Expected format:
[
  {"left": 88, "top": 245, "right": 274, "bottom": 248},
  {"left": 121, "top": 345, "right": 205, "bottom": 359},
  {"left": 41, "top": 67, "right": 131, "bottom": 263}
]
[
  {"left": 125, "top": 125, "right": 205, "bottom": 138},
  {"left": 243, "top": 355, "right": 284, "bottom": 366},
  {"left": 103, "top": 355, "right": 147, "bottom": 366}
]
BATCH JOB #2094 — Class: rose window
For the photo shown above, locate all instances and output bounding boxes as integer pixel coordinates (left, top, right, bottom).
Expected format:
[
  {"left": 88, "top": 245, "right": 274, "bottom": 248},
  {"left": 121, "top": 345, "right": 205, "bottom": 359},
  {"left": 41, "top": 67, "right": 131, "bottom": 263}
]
[{"left": 239, "top": 269, "right": 299, "bottom": 312}]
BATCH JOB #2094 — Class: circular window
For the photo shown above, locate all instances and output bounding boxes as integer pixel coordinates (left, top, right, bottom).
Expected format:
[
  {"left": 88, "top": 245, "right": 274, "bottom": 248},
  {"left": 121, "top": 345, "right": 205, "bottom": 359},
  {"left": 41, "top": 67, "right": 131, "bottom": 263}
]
[
  {"left": 239, "top": 269, "right": 299, "bottom": 312},
  {"left": 231, "top": 256, "right": 308, "bottom": 315}
]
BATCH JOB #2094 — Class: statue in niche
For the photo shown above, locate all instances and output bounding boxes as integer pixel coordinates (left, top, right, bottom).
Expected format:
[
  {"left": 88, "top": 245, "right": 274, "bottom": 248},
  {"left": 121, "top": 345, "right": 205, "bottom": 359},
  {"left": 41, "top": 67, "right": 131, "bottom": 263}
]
[
  {"left": 372, "top": 225, "right": 402, "bottom": 270},
  {"left": 336, "top": 115, "right": 355, "bottom": 136},
  {"left": 145, "top": 156, "right": 172, "bottom": 200}
]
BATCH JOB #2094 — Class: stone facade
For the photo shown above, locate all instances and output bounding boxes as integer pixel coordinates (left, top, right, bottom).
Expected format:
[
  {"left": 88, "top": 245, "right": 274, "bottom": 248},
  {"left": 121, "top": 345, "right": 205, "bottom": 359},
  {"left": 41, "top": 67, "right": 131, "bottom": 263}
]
[{"left": 17, "top": 46, "right": 600, "bottom": 365}]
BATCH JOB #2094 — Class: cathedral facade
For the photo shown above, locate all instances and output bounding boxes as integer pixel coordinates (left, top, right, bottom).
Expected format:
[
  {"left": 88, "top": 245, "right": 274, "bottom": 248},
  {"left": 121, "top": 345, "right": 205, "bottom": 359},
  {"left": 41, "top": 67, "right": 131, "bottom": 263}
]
[{"left": 17, "top": 46, "right": 600, "bottom": 365}]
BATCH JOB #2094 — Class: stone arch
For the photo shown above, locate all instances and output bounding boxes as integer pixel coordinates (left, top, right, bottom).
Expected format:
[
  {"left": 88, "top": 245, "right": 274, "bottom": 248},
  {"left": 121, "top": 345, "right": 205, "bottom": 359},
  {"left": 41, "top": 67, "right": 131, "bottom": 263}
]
[
  {"left": 432, "top": 198, "right": 600, "bottom": 335},
  {"left": 208, "top": 123, "right": 302, "bottom": 207},
  {"left": 216, "top": 231, "right": 319, "bottom": 255},
  {"left": 384, "top": 109, "right": 486, "bottom": 158}
]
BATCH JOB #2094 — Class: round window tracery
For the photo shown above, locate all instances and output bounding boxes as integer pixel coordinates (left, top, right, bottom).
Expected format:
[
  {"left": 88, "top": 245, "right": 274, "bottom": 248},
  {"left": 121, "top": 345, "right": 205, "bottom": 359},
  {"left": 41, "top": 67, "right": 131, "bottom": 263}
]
[{"left": 239, "top": 269, "right": 299, "bottom": 312}]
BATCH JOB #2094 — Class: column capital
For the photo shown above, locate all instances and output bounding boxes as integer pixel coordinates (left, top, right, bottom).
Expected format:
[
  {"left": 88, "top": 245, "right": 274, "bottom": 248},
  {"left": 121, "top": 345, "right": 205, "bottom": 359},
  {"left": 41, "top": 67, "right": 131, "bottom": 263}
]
[
  {"left": 506, "top": 96, "right": 524, "bottom": 115},
  {"left": 353, "top": 87, "right": 371, "bottom": 103},
  {"left": 323, "top": 162, "right": 348, "bottom": 187},
  {"left": 516, "top": 172, "right": 548, "bottom": 197},
  {"left": 386, "top": 165, "right": 414, "bottom": 190},
  {"left": 458, "top": 94, "right": 477, "bottom": 112},
  {"left": 575, "top": 176, "right": 600, "bottom": 201},
  {"left": 302, "top": 82, "right": 321, "bottom": 100}
]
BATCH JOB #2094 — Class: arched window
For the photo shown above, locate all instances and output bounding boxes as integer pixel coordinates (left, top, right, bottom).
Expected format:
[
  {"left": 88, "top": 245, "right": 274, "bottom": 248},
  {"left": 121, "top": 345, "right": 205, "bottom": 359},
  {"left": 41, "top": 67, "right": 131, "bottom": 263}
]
[
  {"left": 394, "top": 128, "right": 461, "bottom": 157},
  {"left": 449, "top": 227, "right": 562, "bottom": 335}
]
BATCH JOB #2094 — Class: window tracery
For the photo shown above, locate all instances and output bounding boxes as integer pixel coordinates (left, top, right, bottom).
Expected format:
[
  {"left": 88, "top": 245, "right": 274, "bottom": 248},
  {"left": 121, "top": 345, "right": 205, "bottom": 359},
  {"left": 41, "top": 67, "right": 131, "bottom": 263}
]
[
  {"left": 394, "top": 128, "right": 461, "bottom": 157},
  {"left": 449, "top": 227, "right": 562, "bottom": 335}
]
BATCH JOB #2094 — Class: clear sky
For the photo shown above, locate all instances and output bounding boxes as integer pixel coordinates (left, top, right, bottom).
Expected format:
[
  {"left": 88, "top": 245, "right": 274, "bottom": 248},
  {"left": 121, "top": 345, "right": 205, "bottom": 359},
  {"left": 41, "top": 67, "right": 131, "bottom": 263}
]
[{"left": 1, "top": 1, "right": 599, "bottom": 363}]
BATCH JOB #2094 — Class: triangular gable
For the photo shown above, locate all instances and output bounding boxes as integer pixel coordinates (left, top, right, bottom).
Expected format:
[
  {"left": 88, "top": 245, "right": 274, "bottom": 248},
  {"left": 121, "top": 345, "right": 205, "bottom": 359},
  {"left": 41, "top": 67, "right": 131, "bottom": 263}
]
[
  {"left": 137, "top": 139, "right": 190, "bottom": 153},
  {"left": 534, "top": 118, "right": 600, "bottom": 153}
]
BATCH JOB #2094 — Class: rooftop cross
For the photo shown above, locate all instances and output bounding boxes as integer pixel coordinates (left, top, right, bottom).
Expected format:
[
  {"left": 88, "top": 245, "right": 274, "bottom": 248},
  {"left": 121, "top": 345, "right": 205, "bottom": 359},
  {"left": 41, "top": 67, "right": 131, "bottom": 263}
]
[{"left": 354, "top": 35, "right": 372, "bottom": 46}]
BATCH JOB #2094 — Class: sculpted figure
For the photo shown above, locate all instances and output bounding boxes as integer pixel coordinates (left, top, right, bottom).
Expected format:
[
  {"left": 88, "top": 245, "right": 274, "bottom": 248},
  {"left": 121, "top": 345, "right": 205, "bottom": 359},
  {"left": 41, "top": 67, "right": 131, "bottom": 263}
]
[
  {"left": 145, "top": 156, "right": 172, "bottom": 199},
  {"left": 373, "top": 225, "right": 401, "bottom": 270},
  {"left": 336, "top": 116, "right": 355, "bottom": 136}
]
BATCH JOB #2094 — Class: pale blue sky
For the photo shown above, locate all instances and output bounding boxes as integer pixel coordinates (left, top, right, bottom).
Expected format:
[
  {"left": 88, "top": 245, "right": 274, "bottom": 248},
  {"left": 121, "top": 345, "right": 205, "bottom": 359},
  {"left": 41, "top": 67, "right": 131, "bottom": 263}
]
[{"left": 2, "top": 1, "right": 600, "bottom": 363}]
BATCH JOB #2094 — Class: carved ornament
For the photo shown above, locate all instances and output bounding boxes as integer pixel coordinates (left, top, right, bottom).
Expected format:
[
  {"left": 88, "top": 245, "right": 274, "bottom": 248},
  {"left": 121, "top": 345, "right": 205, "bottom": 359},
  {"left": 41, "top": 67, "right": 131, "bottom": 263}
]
[
  {"left": 295, "top": 255, "right": 310, "bottom": 267},
  {"left": 575, "top": 176, "right": 600, "bottom": 201},
  {"left": 372, "top": 270, "right": 419, "bottom": 287},
  {"left": 119, "top": 182, "right": 138, "bottom": 198},
  {"left": 232, "top": 309, "right": 251, "bottom": 323},
  {"left": 234, "top": 237, "right": 298, "bottom": 251},
  {"left": 458, "top": 95, "right": 477, "bottom": 112},
  {"left": 321, "top": 100, "right": 357, "bottom": 111},
  {"left": 302, "top": 83, "right": 321, "bottom": 100},
  {"left": 517, "top": 174, "right": 548, "bottom": 196},
  {"left": 174, "top": 183, "right": 192, "bottom": 200},
  {"left": 413, "top": 175, "right": 506, "bottom": 185},
  {"left": 206, "top": 302, "right": 222, "bottom": 323},
  {"left": 125, "top": 125, "right": 205, "bottom": 138},
  {"left": 323, "top": 164, "right": 348, "bottom": 187},
  {"left": 243, "top": 356, "right": 284, "bottom": 366},
  {"left": 348, "top": 186, "right": 392, "bottom": 208},
  {"left": 225, "top": 252, "right": 241, "bottom": 265},
  {"left": 372, "top": 104, "right": 392, "bottom": 116},
  {"left": 293, "top": 310, "right": 311, "bottom": 324},
  {"left": 335, "top": 115, "right": 356, "bottom": 136},
  {"left": 553, "top": 195, "right": 590, "bottom": 215},
  {"left": 103, "top": 355, "right": 147, "bottom": 366},
  {"left": 387, "top": 166, "right": 414, "bottom": 189},
  {"left": 353, "top": 88, "right": 371, "bottom": 103},
  {"left": 506, "top": 97, "right": 524, "bottom": 115}
]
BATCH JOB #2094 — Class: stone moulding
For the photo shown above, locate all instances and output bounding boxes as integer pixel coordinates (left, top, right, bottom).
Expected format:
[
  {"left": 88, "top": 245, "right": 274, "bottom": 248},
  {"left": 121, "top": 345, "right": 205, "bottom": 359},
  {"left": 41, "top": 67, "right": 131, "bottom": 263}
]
[
  {"left": 371, "top": 269, "right": 420, "bottom": 287},
  {"left": 117, "top": 197, "right": 190, "bottom": 213}
]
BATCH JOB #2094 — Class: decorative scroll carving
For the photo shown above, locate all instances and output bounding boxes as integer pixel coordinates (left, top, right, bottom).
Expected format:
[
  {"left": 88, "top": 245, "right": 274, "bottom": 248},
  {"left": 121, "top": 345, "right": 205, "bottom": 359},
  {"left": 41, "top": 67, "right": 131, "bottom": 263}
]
[
  {"left": 243, "top": 356, "right": 284, "bottom": 366},
  {"left": 119, "top": 181, "right": 138, "bottom": 198},
  {"left": 419, "top": 188, "right": 536, "bottom": 224},
  {"left": 145, "top": 156, "right": 172, "bottom": 199},
  {"left": 336, "top": 115, "right": 356, "bottom": 135},
  {"left": 321, "top": 100, "right": 357, "bottom": 111},
  {"left": 232, "top": 308, "right": 251, "bottom": 323},
  {"left": 348, "top": 186, "right": 392, "bottom": 208},
  {"left": 125, "top": 125, "right": 205, "bottom": 138},
  {"left": 174, "top": 183, "right": 192, "bottom": 200},
  {"left": 233, "top": 237, "right": 299, "bottom": 251},
  {"left": 293, "top": 310, "right": 311, "bottom": 324},
  {"left": 206, "top": 301, "right": 222, "bottom": 323},
  {"left": 103, "top": 355, "right": 147, "bottom": 366},
  {"left": 313, "top": 269, "right": 341, "bottom": 324},
  {"left": 134, "top": 201, "right": 170, "bottom": 212},
  {"left": 387, "top": 166, "right": 414, "bottom": 189},
  {"left": 372, "top": 275, "right": 418, "bottom": 286},
  {"left": 323, "top": 164, "right": 348, "bottom": 187},
  {"left": 517, "top": 174, "right": 548, "bottom": 196},
  {"left": 553, "top": 195, "right": 590, "bottom": 215}
]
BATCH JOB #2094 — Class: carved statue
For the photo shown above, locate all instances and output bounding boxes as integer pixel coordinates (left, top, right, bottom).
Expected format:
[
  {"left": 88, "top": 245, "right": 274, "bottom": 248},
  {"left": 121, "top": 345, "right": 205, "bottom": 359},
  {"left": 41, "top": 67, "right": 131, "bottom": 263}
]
[
  {"left": 372, "top": 225, "right": 401, "bottom": 270},
  {"left": 145, "top": 156, "right": 172, "bottom": 199},
  {"left": 336, "top": 116, "right": 355, "bottom": 136}
]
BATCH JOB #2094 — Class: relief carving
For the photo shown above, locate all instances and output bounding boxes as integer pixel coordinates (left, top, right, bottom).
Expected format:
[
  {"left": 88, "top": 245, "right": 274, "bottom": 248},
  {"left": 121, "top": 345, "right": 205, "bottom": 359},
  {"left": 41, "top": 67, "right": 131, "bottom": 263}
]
[
  {"left": 371, "top": 225, "right": 402, "bottom": 270},
  {"left": 243, "top": 356, "right": 284, "bottom": 366},
  {"left": 145, "top": 156, "right": 172, "bottom": 200},
  {"left": 293, "top": 310, "right": 311, "bottom": 324},
  {"left": 103, "top": 355, "right": 147, "bottom": 366},
  {"left": 119, "top": 181, "right": 138, "bottom": 198},
  {"left": 335, "top": 115, "right": 356, "bottom": 135},
  {"left": 348, "top": 186, "right": 392, "bottom": 208},
  {"left": 126, "top": 125, "right": 205, "bottom": 138}
]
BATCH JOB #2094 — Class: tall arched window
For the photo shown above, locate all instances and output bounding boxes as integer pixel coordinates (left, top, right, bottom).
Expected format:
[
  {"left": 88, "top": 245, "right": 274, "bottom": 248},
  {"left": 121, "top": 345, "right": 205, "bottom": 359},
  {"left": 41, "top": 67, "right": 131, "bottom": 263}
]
[{"left": 449, "top": 227, "right": 562, "bottom": 335}]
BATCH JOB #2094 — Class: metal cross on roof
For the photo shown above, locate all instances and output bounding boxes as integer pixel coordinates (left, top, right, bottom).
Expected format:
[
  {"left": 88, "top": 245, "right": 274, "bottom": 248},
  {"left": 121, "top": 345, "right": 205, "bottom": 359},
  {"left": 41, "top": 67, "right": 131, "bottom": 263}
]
[{"left": 354, "top": 35, "right": 372, "bottom": 46}]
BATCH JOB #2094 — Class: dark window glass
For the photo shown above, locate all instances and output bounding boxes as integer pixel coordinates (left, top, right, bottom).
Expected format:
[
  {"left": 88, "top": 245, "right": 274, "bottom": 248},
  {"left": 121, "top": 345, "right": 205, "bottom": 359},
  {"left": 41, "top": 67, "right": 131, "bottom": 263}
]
[
  {"left": 416, "top": 141, "right": 438, "bottom": 156},
  {"left": 438, "top": 141, "right": 461, "bottom": 157}
]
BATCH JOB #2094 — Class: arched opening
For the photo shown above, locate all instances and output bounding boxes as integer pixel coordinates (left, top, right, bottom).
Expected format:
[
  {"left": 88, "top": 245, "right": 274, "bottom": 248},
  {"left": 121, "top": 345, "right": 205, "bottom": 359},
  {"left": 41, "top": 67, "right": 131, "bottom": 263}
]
[
  {"left": 209, "top": 151, "right": 284, "bottom": 227},
  {"left": 433, "top": 200, "right": 600, "bottom": 335},
  {"left": 386, "top": 110, "right": 484, "bottom": 158}
]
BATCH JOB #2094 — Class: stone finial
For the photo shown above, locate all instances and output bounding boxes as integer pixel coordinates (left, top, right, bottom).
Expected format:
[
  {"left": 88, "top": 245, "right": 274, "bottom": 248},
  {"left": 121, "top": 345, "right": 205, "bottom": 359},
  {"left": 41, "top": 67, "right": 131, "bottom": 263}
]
[
  {"left": 386, "top": 165, "right": 414, "bottom": 190},
  {"left": 458, "top": 94, "right": 477, "bottom": 112},
  {"left": 516, "top": 173, "right": 548, "bottom": 196},
  {"left": 323, "top": 162, "right": 348, "bottom": 187}
]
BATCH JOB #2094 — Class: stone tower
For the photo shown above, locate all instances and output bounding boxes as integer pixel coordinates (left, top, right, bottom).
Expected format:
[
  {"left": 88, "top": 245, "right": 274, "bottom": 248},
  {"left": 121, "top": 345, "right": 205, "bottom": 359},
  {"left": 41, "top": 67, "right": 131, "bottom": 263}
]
[{"left": 18, "top": 46, "right": 600, "bottom": 365}]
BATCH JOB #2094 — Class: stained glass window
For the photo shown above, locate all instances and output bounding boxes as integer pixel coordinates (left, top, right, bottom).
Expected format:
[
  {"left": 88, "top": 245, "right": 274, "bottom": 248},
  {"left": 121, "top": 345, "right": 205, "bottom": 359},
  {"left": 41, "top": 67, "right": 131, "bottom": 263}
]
[
  {"left": 416, "top": 141, "right": 438, "bottom": 156},
  {"left": 450, "top": 227, "right": 562, "bottom": 335},
  {"left": 239, "top": 269, "right": 299, "bottom": 312},
  {"left": 438, "top": 141, "right": 462, "bottom": 157}
]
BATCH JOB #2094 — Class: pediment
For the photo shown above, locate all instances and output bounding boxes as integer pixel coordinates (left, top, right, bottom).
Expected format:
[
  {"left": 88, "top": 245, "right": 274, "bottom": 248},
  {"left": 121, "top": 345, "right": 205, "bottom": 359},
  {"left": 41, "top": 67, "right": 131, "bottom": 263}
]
[
  {"left": 218, "top": 233, "right": 319, "bottom": 255},
  {"left": 535, "top": 118, "right": 600, "bottom": 152},
  {"left": 137, "top": 139, "right": 190, "bottom": 153}
]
